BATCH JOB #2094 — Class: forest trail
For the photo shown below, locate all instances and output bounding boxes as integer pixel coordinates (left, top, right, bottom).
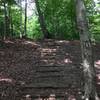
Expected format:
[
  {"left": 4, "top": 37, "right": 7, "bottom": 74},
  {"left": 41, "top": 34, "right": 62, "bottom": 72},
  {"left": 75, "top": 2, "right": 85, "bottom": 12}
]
[{"left": 0, "top": 39, "right": 100, "bottom": 99}]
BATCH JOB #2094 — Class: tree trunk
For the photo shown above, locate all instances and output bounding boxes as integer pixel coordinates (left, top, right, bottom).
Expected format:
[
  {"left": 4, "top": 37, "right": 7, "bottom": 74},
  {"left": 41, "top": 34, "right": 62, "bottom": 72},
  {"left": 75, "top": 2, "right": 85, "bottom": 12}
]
[
  {"left": 23, "top": 0, "right": 27, "bottom": 38},
  {"left": 3, "top": 0, "right": 7, "bottom": 40},
  {"left": 7, "top": 4, "right": 11, "bottom": 38},
  {"left": 75, "top": 0, "right": 99, "bottom": 99},
  {"left": 8, "top": 5, "right": 13, "bottom": 38},
  {"left": 19, "top": 0, "right": 23, "bottom": 38},
  {"left": 10, "top": 7, "right": 13, "bottom": 37},
  {"left": 34, "top": 0, "right": 50, "bottom": 39}
]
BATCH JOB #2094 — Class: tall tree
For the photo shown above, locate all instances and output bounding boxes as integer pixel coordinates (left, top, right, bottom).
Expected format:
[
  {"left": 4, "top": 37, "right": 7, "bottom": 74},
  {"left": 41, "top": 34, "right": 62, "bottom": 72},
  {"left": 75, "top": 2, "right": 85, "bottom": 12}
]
[
  {"left": 3, "top": 0, "right": 7, "bottom": 39},
  {"left": 34, "top": 0, "right": 50, "bottom": 39},
  {"left": 7, "top": 3, "right": 11, "bottom": 37},
  {"left": 75, "top": 0, "right": 99, "bottom": 99},
  {"left": 19, "top": 0, "right": 23, "bottom": 38},
  {"left": 23, "top": 0, "right": 27, "bottom": 38},
  {"left": 9, "top": 6, "right": 13, "bottom": 37}
]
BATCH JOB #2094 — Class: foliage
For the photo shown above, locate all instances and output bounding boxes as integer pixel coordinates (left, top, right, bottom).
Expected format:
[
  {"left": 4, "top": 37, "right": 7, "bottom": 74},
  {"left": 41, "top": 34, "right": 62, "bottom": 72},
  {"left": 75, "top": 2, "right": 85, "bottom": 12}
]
[
  {"left": 27, "top": 16, "right": 43, "bottom": 40},
  {"left": 85, "top": 0, "right": 100, "bottom": 41},
  {"left": 39, "top": 0, "right": 79, "bottom": 40},
  {"left": 0, "top": 0, "right": 100, "bottom": 40}
]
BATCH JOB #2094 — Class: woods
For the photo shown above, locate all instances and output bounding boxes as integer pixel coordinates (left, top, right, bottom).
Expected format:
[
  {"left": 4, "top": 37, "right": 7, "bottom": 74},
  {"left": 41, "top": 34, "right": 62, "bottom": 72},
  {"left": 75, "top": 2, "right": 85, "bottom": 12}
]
[
  {"left": 0, "top": 0, "right": 99, "bottom": 40},
  {"left": 34, "top": 0, "right": 50, "bottom": 38},
  {"left": 0, "top": 0, "right": 100, "bottom": 100}
]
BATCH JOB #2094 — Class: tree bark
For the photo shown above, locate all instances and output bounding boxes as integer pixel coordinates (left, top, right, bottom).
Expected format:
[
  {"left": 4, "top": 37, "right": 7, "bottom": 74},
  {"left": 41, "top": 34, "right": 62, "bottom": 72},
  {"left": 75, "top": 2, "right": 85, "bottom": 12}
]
[
  {"left": 3, "top": 0, "right": 7, "bottom": 40},
  {"left": 8, "top": 5, "right": 13, "bottom": 38},
  {"left": 7, "top": 4, "right": 11, "bottom": 37},
  {"left": 19, "top": 0, "right": 23, "bottom": 38},
  {"left": 10, "top": 7, "right": 13, "bottom": 37},
  {"left": 75, "top": 0, "right": 99, "bottom": 99},
  {"left": 34, "top": 0, "right": 50, "bottom": 39},
  {"left": 23, "top": 0, "right": 27, "bottom": 38}
]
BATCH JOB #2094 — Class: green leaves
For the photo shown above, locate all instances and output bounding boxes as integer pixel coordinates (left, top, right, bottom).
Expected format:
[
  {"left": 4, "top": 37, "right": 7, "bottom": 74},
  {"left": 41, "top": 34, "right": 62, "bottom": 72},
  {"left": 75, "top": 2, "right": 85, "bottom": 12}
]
[
  {"left": 38, "top": 0, "right": 79, "bottom": 40},
  {"left": 0, "top": 0, "right": 99, "bottom": 40}
]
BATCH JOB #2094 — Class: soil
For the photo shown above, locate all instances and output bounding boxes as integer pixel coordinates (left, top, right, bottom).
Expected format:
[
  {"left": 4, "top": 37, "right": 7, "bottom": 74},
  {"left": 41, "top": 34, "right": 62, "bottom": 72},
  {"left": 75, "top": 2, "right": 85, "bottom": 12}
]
[{"left": 0, "top": 39, "right": 100, "bottom": 100}]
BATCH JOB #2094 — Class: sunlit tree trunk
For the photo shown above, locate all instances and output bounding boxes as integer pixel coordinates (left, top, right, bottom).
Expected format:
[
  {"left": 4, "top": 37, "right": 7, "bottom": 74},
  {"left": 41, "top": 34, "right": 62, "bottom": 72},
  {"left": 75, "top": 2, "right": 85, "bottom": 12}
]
[
  {"left": 34, "top": 0, "right": 50, "bottom": 39},
  {"left": 19, "top": 0, "right": 23, "bottom": 38},
  {"left": 3, "top": 0, "right": 7, "bottom": 40},
  {"left": 75, "top": 0, "right": 99, "bottom": 100},
  {"left": 0, "top": 3, "right": 3, "bottom": 39},
  {"left": 8, "top": 5, "right": 11, "bottom": 36}
]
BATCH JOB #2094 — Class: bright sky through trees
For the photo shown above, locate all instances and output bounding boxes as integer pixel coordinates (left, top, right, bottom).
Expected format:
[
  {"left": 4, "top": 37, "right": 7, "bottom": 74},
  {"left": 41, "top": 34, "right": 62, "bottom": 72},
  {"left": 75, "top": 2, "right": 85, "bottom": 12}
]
[
  {"left": 22, "top": 0, "right": 35, "bottom": 17},
  {"left": 15, "top": 0, "right": 99, "bottom": 17}
]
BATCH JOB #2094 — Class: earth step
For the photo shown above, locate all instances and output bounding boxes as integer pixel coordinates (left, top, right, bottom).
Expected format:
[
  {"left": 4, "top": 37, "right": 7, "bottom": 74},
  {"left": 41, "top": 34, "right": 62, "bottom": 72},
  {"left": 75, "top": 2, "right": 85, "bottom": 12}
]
[
  {"left": 21, "top": 94, "right": 66, "bottom": 99},
  {"left": 20, "top": 91, "right": 67, "bottom": 98},
  {"left": 34, "top": 74, "right": 82, "bottom": 79},
  {"left": 41, "top": 53, "right": 56, "bottom": 56},
  {"left": 40, "top": 56, "right": 56, "bottom": 59},
  {"left": 20, "top": 88, "right": 68, "bottom": 98},
  {"left": 35, "top": 64, "right": 64, "bottom": 71},
  {"left": 41, "top": 53, "right": 56, "bottom": 55},
  {"left": 32, "top": 76, "right": 81, "bottom": 85},
  {"left": 39, "top": 59, "right": 55, "bottom": 62},
  {"left": 36, "top": 65, "right": 81, "bottom": 69},
  {"left": 35, "top": 65, "right": 65, "bottom": 67},
  {"left": 35, "top": 65, "right": 82, "bottom": 71},
  {"left": 41, "top": 49, "right": 57, "bottom": 52},
  {"left": 41, "top": 52, "right": 56, "bottom": 54},
  {"left": 35, "top": 73, "right": 64, "bottom": 78},
  {"left": 33, "top": 76, "right": 65, "bottom": 81},
  {"left": 20, "top": 83, "right": 71, "bottom": 89},
  {"left": 32, "top": 74, "right": 81, "bottom": 86},
  {"left": 36, "top": 83, "right": 67, "bottom": 88},
  {"left": 42, "top": 44, "right": 60, "bottom": 46},
  {"left": 36, "top": 66, "right": 65, "bottom": 72}
]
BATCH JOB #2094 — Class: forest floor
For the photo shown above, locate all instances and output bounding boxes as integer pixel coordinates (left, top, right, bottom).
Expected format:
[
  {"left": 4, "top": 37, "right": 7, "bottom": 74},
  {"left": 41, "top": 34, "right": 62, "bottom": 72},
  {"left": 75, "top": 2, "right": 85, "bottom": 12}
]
[{"left": 0, "top": 39, "right": 100, "bottom": 99}]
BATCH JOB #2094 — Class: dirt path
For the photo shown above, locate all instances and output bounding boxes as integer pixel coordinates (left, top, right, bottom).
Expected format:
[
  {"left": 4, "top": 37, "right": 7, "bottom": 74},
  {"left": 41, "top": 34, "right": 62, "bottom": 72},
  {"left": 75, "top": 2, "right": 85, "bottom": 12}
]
[{"left": 0, "top": 39, "right": 100, "bottom": 99}]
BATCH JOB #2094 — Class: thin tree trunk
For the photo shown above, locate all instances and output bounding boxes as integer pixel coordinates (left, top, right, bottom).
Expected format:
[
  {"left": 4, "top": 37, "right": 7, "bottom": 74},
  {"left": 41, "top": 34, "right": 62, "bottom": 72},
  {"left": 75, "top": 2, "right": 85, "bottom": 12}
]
[
  {"left": 8, "top": 4, "right": 11, "bottom": 38},
  {"left": 3, "top": 0, "right": 7, "bottom": 40},
  {"left": 23, "top": 0, "right": 27, "bottom": 38},
  {"left": 8, "top": 5, "right": 11, "bottom": 36},
  {"left": 10, "top": 8, "right": 13, "bottom": 37},
  {"left": 75, "top": 0, "right": 99, "bottom": 99},
  {"left": 34, "top": 0, "right": 50, "bottom": 39},
  {"left": 8, "top": 5, "right": 13, "bottom": 38},
  {"left": 20, "top": 0, "right": 22, "bottom": 38}
]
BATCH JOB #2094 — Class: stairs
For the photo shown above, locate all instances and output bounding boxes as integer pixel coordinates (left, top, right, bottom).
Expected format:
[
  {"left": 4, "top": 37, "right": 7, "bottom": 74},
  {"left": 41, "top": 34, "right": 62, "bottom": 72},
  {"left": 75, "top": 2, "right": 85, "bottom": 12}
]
[{"left": 0, "top": 40, "right": 86, "bottom": 99}]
